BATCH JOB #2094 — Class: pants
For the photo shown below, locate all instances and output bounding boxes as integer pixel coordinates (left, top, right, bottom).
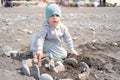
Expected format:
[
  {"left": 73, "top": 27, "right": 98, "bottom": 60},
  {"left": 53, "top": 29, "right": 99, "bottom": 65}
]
[{"left": 30, "top": 34, "right": 67, "bottom": 59}]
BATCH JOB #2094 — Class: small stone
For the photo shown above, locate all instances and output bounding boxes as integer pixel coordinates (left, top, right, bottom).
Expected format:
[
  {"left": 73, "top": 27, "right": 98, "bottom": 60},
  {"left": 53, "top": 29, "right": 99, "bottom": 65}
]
[
  {"left": 2, "top": 46, "right": 12, "bottom": 57},
  {"left": 22, "top": 60, "right": 31, "bottom": 76},
  {"left": 78, "top": 62, "right": 90, "bottom": 80},
  {"left": 64, "top": 58, "right": 78, "bottom": 67},
  {"left": 22, "top": 29, "right": 29, "bottom": 32},
  {"left": 16, "top": 39, "right": 22, "bottom": 42},
  {"left": 93, "top": 31, "right": 96, "bottom": 34},
  {"left": 48, "top": 59, "right": 55, "bottom": 71},
  {"left": 92, "top": 39, "right": 96, "bottom": 43},
  {"left": 53, "top": 61, "right": 65, "bottom": 73},
  {"left": 10, "top": 50, "right": 18, "bottom": 57},
  {"left": 1, "top": 27, "right": 7, "bottom": 30},
  {"left": 26, "top": 59, "right": 33, "bottom": 67},
  {"left": 31, "top": 64, "right": 40, "bottom": 80},
  {"left": 80, "top": 62, "right": 90, "bottom": 71},
  {"left": 39, "top": 73, "right": 53, "bottom": 80},
  {"left": 72, "top": 37, "right": 77, "bottom": 40},
  {"left": 59, "top": 79, "right": 73, "bottom": 80},
  {"left": 4, "top": 52, "right": 11, "bottom": 57},
  {"left": 41, "top": 57, "right": 50, "bottom": 65},
  {"left": 90, "top": 27, "right": 95, "bottom": 31},
  {"left": 28, "top": 30, "right": 33, "bottom": 34},
  {"left": 78, "top": 72, "right": 87, "bottom": 80},
  {"left": 112, "top": 42, "right": 118, "bottom": 46}
]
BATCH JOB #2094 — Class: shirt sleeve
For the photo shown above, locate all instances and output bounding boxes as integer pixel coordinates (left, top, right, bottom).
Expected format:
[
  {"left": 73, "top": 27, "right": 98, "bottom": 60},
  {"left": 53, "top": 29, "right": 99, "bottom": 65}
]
[
  {"left": 63, "top": 26, "right": 75, "bottom": 52},
  {"left": 37, "top": 24, "right": 48, "bottom": 51}
]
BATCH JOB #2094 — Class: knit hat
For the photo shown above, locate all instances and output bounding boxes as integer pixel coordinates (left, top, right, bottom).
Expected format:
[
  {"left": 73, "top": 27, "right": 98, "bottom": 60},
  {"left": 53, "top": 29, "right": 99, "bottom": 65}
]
[{"left": 46, "top": 4, "right": 62, "bottom": 21}]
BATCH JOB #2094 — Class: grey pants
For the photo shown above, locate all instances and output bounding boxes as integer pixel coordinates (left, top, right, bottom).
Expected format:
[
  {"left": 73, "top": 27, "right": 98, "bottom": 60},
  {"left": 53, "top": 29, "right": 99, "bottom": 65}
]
[{"left": 30, "top": 34, "right": 67, "bottom": 59}]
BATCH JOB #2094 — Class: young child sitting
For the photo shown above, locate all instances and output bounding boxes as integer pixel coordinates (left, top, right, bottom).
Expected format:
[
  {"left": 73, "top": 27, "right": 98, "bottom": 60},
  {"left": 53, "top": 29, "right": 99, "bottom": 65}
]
[
  {"left": 22, "top": 4, "right": 80, "bottom": 80},
  {"left": 30, "top": 4, "right": 79, "bottom": 64}
]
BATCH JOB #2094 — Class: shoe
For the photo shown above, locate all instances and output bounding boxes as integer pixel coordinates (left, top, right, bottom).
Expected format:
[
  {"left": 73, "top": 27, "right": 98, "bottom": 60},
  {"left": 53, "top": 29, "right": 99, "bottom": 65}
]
[
  {"left": 22, "top": 60, "right": 30, "bottom": 76},
  {"left": 31, "top": 64, "right": 40, "bottom": 80},
  {"left": 39, "top": 73, "right": 53, "bottom": 80}
]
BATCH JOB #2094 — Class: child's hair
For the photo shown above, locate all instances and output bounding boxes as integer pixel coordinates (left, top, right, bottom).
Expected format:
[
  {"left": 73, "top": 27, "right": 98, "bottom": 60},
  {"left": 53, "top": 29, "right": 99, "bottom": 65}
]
[{"left": 46, "top": 4, "right": 62, "bottom": 21}]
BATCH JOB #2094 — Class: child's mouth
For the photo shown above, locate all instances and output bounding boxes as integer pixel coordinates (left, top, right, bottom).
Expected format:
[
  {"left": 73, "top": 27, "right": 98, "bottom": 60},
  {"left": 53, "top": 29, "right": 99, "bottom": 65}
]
[{"left": 53, "top": 21, "right": 58, "bottom": 23}]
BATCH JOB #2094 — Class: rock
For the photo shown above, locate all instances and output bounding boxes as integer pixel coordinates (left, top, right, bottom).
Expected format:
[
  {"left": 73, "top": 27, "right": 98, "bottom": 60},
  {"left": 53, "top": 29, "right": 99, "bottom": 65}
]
[
  {"left": 112, "top": 42, "right": 118, "bottom": 46},
  {"left": 53, "top": 61, "right": 65, "bottom": 73},
  {"left": 28, "top": 30, "right": 33, "bottom": 34},
  {"left": 59, "top": 79, "right": 73, "bottom": 80},
  {"left": 92, "top": 40, "right": 97, "bottom": 43},
  {"left": 64, "top": 58, "right": 78, "bottom": 67},
  {"left": 16, "top": 39, "right": 22, "bottom": 42},
  {"left": 9, "top": 50, "right": 18, "bottom": 57},
  {"left": 26, "top": 59, "right": 33, "bottom": 67},
  {"left": 39, "top": 73, "right": 53, "bottom": 80},
  {"left": 4, "top": 52, "right": 11, "bottom": 57},
  {"left": 78, "top": 72, "right": 88, "bottom": 80},
  {"left": 90, "top": 27, "right": 95, "bottom": 31},
  {"left": 80, "top": 62, "right": 90, "bottom": 73},
  {"left": 31, "top": 64, "right": 40, "bottom": 80},
  {"left": 78, "top": 62, "right": 90, "bottom": 80},
  {"left": 41, "top": 57, "right": 50, "bottom": 65},
  {"left": 2, "top": 46, "right": 12, "bottom": 57},
  {"left": 47, "top": 59, "right": 55, "bottom": 71},
  {"left": 21, "top": 60, "right": 31, "bottom": 76}
]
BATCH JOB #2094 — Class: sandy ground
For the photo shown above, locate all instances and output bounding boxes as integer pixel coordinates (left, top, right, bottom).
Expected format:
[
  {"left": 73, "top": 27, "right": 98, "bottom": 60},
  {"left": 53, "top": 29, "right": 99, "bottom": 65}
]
[{"left": 0, "top": 6, "right": 120, "bottom": 80}]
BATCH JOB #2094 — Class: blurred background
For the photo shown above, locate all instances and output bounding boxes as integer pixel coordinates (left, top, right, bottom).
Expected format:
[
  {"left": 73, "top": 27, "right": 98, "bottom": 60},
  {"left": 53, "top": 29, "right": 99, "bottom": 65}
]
[{"left": 0, "top": 0, "right": 120, "bottom": 8}]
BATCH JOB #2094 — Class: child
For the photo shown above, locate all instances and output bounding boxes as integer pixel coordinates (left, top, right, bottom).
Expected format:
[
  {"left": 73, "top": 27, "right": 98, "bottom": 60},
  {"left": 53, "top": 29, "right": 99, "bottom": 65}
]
[{"left": 30, "top": 4, "right": 79, "bottom": 64}]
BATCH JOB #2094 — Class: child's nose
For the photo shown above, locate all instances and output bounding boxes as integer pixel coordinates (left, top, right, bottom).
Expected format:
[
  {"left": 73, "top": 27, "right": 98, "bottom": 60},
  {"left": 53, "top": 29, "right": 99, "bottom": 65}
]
[{"left": 53, "top": 15, "right": 57, "bottom": 18}]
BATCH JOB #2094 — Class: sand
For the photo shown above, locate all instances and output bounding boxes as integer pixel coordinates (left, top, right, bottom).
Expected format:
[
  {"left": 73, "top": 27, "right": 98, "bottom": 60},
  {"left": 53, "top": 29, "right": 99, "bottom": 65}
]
[{"left": 0, "top": 6, "right": 120, "bottom": 80}]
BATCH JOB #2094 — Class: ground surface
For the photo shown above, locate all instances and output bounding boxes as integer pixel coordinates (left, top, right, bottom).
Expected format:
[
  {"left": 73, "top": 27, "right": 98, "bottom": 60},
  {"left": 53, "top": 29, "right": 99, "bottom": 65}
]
[{"left": 0, "top": 6, "right": 120, "bottom": 80}]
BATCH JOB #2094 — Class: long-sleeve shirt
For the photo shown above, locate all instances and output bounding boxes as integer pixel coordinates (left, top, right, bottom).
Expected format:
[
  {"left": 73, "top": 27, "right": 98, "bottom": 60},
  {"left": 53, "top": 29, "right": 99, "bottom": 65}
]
[{"left": 37, "top": 21, "right": 75, "bottom": 52}]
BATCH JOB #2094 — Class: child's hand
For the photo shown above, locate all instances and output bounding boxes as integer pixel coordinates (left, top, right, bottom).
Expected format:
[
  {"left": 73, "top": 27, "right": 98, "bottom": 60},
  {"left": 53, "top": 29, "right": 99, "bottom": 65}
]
[
  {"left": 71, "top": 50, "right": 79, "bottom": 56},
  {"left": 33, "top": 50, "right": 44, "bottom": 64},
  {"left": 36, "top": 50, "right": 43, "bottom": 59}
]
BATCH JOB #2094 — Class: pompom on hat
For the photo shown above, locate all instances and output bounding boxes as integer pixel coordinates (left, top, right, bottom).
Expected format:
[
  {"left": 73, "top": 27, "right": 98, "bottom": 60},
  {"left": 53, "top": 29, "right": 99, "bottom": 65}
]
[{"left": 46, "top": 4, "right": 62, "bottom": 21}]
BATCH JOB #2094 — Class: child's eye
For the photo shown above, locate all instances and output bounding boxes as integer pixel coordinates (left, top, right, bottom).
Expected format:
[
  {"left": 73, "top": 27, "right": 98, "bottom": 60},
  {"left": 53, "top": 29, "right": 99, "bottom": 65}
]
[
  {"left": 56, "top": 14, "right": 59, "bottom": 17},
  {"left": 51, "top": 14, "right": 59, "bottom": 17}
]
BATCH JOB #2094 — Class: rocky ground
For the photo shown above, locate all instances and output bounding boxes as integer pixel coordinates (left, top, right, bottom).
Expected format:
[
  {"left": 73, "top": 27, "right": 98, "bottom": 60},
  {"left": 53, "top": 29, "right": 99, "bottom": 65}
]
[{"left": 0, "top": 6, "right": 120, "bottom": 80}]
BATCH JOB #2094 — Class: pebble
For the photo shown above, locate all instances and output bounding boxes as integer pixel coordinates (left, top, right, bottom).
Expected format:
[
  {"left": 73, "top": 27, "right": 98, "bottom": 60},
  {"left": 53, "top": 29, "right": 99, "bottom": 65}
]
[
  {"left": 39, "top": 73, "right": 53, "bottom": 80},
  {"left": 47, "top": 59, "right": 55, "bottom": 71},
  {"left": 78, "top": 62, "right": 90, "bottom": 80},
  {"left": 16, "top": 39, "right": 22, "bottom": 42},
  {"left": 64, "top": 58, "right": 78, "bottom": 67},
  {"left": 53, "top": 61, "right": 65, "bottom": 73},
  {"left": 112, "top": 42, "right": 118, "bottom": 46},
  {"left": 59, "top": 79, "right": 73, "bottom": 80},
  {"left": 2, "top": 46, "right": 12, "bottom": 57},
  {"left": 28, "top": 30, "right": 33, "bottom": 34},
  {"left": 9, "top": 50, "right": 18, "bottom": 57},
  {"left": 22, "top": 60, "right": 31, "bottom": 76}
]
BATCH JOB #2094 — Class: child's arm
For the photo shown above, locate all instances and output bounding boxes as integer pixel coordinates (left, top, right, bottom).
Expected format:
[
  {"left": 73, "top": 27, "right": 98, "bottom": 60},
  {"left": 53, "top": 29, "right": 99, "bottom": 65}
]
[{"left": 63, "top": 26, "right": 79, "bottom": 56}]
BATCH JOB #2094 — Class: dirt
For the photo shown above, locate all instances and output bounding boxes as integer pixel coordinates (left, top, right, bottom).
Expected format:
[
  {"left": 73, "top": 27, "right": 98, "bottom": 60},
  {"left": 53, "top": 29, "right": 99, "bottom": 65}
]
[{"left": 0, "top": 6, "right": 120, "bottom": 80}]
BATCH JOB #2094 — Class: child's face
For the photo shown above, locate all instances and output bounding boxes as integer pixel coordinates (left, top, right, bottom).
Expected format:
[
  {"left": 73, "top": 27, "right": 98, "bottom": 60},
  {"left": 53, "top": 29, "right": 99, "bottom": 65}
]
[{"left": 48, "top": 14, "right": 60, "bottom": 28}]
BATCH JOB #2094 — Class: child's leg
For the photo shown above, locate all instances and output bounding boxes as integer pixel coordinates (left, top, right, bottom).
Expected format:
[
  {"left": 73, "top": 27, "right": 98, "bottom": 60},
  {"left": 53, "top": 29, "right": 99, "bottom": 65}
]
[
  {"left": 30, "top": 33, "right": 38, "bottom": 56},
  {"left": 43, "top": 41, "right": 67, "bottom": 59}
]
